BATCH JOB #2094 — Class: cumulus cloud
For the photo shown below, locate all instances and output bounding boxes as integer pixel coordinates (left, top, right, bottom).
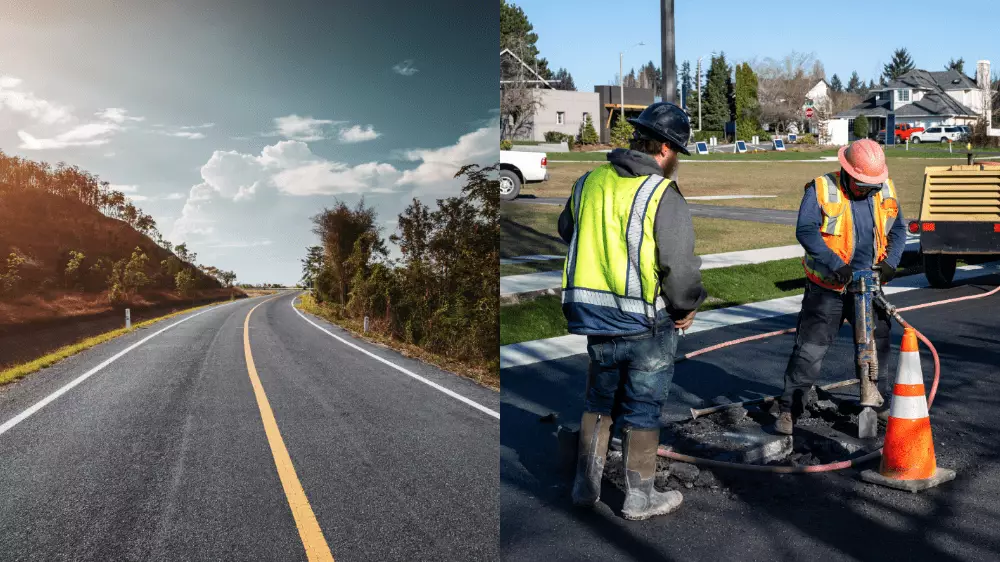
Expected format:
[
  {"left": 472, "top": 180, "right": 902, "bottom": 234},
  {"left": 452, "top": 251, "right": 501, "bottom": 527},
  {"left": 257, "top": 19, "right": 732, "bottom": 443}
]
[
  {"left": 168, "top": 131, "right": 206, "bottom": 139},
  {"left": 392, "top": 60, "right": 419, "bottom": 76},
  {"left": 272, "top": 114, "right": 342, "bottom": 141},
  {"left": 397, "top": 119, "right": 499, "bottom": 192},
  {"left": 0, "top": 75, "right": 73, "bottom": 124},
  {"left": 18, "top": 121, "right": 122, "bottom": 149},
  {"left": 96, "top": 107, "right": 144, "bottom": 123},
  {"left": 338, "top": 124, "right": 380, "bottom": 143}
]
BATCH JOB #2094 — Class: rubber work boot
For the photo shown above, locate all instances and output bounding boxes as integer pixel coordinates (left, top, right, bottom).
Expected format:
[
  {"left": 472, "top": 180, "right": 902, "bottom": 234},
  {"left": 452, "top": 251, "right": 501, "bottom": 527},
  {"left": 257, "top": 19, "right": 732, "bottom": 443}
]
[
  {"left": 773, "top": 412, "right": 794, "bottom": 435},
  {"left": 621, "top": 428, "right": 683, "bottom": 520},
  {"left": 571, "top": 412, "right": 613, "bottom": 507}
]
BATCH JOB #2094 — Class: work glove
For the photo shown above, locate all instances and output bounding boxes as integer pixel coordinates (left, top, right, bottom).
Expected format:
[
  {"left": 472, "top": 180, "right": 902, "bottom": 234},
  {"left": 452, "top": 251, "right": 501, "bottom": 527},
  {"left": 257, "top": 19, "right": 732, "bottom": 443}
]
[
  {"left": 874, "top": 260, "right": 896, "bottom": 284},
  {"left": 833, "top": 264, "right": 853, "bottom": 285}
]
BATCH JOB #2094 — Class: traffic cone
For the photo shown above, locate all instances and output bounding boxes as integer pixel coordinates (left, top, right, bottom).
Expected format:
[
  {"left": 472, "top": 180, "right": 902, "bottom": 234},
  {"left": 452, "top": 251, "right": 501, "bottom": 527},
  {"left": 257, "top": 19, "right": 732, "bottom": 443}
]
[{"left": 861, "top": 327, "right": 956, "bottom": 492}]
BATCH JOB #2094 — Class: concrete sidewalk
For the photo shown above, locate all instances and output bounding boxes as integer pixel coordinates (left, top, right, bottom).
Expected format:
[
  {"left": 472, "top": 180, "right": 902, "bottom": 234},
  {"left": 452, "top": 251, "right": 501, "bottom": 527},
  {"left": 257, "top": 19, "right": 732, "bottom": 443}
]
[{"left": 500, "top": 262, "right": 1000, "bottom": 369}]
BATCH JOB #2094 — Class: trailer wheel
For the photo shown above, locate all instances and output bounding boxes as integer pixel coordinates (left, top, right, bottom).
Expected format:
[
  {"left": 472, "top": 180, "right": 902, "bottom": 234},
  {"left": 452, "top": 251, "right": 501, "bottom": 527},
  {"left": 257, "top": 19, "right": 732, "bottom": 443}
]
[
  {"left": 500, "top": 169, "right": 521, "bottom": 201},
  {"left": 924, "top": 254, "right": 957, "bottom": 288}
]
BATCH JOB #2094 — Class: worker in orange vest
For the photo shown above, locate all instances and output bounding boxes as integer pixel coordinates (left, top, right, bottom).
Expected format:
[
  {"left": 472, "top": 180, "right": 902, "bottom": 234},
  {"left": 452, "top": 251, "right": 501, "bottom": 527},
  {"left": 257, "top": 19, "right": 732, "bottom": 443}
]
[{"left": 774, "top": 138, "right": 907, "bottom": 435}]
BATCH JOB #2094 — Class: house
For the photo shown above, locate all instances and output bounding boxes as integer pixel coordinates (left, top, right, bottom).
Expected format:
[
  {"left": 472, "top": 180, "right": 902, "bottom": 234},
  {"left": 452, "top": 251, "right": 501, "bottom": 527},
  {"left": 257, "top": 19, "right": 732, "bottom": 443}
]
[
  {"left": 828, "top": 67, "right": 989, "bottom": 144},
  {"left": 500, "top": 48, "right": 600, "bottom": 143}
]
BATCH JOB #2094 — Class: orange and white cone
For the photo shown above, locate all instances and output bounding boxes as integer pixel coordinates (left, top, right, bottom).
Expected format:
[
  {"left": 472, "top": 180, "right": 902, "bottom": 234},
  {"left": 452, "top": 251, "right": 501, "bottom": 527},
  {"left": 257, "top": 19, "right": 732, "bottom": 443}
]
[{"left": 861, "top": 327, "right": 956, "bottom": 492}]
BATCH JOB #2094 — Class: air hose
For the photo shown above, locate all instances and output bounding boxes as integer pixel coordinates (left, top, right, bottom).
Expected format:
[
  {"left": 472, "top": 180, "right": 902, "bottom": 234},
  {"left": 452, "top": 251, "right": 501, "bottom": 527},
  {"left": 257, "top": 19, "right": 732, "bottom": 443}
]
[{"left": 654, "top": 281, "right": 1000, "bottom": 474}]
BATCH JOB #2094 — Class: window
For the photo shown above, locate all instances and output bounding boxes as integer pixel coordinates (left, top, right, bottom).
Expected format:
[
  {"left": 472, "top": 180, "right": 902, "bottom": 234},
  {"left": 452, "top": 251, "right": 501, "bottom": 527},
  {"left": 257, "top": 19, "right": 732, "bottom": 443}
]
[
  {"left": 897, "top": 89, "right": 910, "bottom": 102},
  {"left": 556, "top": 111, "right": 565, "bottom": 125},
  {"left": 582, "top": 112, "right": 589, "bottom": 123},
  {"left": 945, "top": 127, "right": 960, "bottom": 133},
  {"left": 927, "top": 127, "right": 941, "bottom": 133}
]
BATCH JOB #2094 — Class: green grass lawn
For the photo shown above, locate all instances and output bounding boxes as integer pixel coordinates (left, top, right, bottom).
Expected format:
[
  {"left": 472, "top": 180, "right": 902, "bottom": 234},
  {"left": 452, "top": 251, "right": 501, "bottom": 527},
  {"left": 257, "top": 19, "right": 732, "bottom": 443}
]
[{"left": 500, "top": 253, "right": 925, "bottom": 346}]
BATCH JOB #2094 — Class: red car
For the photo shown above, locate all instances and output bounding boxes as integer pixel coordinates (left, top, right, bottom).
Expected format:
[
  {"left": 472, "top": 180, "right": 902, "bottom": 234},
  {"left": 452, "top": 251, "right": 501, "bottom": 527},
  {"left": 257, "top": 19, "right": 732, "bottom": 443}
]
[{"left": 876, "top": 123, "right": 924, "bottom": 144}]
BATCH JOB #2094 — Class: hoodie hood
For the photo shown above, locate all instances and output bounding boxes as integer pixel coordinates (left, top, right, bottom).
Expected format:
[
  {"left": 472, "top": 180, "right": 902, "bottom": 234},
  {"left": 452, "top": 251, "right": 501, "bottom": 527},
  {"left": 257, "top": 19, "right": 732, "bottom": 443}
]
[{"left": 607, "top": 148, "right": 664, "bottom": 178}]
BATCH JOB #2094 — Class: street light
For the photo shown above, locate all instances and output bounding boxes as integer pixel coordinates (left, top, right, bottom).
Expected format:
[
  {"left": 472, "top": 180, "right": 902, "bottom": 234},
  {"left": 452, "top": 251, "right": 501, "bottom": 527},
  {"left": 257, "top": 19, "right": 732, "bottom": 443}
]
[
  {"left": 696, "top": 52, "right": 715, "bottom": 132},
  {"left": 620, "top": 41, "right": 645, "bottom": 122}
]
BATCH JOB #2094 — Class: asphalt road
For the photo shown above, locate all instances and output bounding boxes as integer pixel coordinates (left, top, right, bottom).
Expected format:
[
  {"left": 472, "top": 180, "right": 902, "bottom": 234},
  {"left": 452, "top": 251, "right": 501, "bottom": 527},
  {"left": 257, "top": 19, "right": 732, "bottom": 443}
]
[
  {"left": 511, "top": 197, "right": 797, "bottom": 225},
  {"left": 501, "top": 274, "right": 1000, "bottom": 561},
  {"left": 0, "top": 292, "right": 498, "bottom": 561}
]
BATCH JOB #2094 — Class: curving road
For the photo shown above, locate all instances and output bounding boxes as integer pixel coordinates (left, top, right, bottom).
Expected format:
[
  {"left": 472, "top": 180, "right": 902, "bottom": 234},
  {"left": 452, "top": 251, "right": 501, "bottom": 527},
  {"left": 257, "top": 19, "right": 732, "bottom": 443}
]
[{"left": 0, "top": 291, "right": 498, "bottom": 561}]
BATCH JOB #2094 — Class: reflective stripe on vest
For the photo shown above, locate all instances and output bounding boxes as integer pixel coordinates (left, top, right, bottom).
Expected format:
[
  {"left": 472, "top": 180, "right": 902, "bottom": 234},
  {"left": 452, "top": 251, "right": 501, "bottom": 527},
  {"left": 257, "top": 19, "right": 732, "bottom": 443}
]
[
  {"left": 564, "top": 172, "right": 590, "bottom": 288},
  {"left": 625, "top": 174, "right": 665, "bottom": 299},
  {"left": 562, "top": 287, "right": 667, "bottom": 318}
]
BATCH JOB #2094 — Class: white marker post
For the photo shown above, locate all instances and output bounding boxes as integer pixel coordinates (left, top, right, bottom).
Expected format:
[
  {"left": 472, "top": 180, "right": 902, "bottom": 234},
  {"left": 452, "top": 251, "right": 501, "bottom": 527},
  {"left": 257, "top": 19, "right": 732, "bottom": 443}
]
[
  {"left": 125, "top": 308, "right": 131, "bottom": 329},
  {"left": 363, "top": 316, "right": 369, "bottom": 333}
]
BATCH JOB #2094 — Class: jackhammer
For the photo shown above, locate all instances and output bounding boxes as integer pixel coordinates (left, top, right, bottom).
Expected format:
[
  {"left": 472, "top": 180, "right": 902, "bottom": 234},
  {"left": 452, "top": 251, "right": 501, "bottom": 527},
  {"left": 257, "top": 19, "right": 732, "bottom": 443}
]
[{"left": 847, "top": 269, "right": 885, "bottom": 438}]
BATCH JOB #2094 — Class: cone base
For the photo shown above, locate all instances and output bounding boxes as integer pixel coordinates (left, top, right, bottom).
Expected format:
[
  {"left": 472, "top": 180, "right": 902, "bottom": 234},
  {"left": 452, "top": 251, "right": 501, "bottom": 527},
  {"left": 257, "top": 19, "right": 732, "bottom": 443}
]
[{"left": 860, "top": 467, "right": 956, "bottom": 493}]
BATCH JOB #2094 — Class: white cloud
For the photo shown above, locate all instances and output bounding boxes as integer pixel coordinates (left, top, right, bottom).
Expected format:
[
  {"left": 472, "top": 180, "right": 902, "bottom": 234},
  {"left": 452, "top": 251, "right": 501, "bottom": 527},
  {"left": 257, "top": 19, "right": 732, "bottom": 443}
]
[
  {"left": 96, "top": 107, "right": 144, "bottom": 123},
  {"left": 397, "top": 120, "right": 499, "bottom": 191},
  {"left": 392, "top": 60, "right": 419, "bottom": 76},
  {"left": 272, "top": 114, "right": 341, "bottom": 141},
  {"left": 338, "top": 124, "right": 380, "bottom": 143},
  {"left": 109, "top": 184, "right": 139, "bottom": 193},
  {"left": 204, "top": 240, "right": 273, "bottom": 249},
  {"left": 180, "top": 122, "right": 215, "bottom": 130},
  {"left": 168, "top": 131, "right": 206, "bottom": 139},
  {"left": 165, "top": 192, "right": 185, "bottom": 200},
  {"left": 0, "top": 75, "right": 73, "bottom": 124},
  {"left": 18, "top": 122, "right": 120, "bottom": 149}
]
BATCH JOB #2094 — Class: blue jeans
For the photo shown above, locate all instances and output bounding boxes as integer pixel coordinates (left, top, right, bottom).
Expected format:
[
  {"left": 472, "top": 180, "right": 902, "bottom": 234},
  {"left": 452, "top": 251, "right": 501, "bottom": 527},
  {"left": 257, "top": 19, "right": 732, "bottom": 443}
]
[{"left": 584, "top": 328, "right": 678, "bottom": 430}]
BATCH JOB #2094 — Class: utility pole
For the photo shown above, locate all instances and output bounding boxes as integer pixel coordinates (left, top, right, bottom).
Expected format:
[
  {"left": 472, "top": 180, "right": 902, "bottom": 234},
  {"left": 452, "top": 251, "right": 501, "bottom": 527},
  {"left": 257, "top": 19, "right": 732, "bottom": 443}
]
[
  {"left": 661, "top": 0, "right": 676, "bottom": 104},
  {"left": 697, "top": 57, "right": 703, "bottom": 131},
  {"left": 620, "top": 52, "right": 625, "bottom": 123}
]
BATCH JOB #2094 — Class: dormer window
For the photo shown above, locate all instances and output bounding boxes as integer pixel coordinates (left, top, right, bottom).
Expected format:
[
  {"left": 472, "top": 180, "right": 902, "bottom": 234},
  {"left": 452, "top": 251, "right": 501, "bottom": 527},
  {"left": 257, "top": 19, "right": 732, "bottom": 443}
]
[{"left": 897, "top": 89, "right": 910, "bottom": 102}]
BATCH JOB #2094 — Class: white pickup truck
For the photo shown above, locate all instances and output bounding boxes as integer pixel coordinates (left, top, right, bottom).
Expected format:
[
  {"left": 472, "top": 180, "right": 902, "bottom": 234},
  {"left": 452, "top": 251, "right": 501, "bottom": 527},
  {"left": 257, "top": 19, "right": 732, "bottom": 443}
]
[{"left": 499, "top": 149, "right": 548, "bottom": 201}]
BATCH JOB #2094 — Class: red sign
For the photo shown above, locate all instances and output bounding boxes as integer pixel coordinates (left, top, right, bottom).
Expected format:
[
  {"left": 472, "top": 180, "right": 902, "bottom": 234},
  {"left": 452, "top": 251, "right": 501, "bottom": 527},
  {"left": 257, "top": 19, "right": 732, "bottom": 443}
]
[{"left": 805, "top": 107, "right": 814, "bottom": 118}]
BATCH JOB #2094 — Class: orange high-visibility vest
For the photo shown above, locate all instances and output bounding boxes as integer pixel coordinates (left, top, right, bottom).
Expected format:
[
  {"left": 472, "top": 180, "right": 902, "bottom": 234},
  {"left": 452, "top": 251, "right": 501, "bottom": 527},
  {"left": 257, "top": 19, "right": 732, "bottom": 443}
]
[{"left": 802, "top": 171, "right": 899, "bottom": 291}]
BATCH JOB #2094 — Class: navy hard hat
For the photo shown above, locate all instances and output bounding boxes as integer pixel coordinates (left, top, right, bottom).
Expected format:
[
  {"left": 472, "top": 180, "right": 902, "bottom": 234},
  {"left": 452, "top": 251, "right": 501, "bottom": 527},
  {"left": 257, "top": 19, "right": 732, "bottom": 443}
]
[{"left": 627, "top": 102, "right": 692, "bottom": 155}]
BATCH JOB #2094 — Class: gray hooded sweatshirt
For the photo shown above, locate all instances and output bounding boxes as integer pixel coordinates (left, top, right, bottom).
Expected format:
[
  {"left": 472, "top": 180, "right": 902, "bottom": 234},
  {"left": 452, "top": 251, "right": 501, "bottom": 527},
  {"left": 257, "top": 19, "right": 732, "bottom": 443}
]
[{"left": 557, "top": 148, "right": 708, "bottom": 318}]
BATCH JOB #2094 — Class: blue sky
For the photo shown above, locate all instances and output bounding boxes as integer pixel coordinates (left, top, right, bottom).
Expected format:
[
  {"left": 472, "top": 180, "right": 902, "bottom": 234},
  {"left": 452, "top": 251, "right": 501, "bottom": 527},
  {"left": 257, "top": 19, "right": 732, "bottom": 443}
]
[
  {"left": 515, "top": 0, "right": 996, "bottom": 92},
  {"left": 0, "top": 0, "right": 497, "bottom": 285}
]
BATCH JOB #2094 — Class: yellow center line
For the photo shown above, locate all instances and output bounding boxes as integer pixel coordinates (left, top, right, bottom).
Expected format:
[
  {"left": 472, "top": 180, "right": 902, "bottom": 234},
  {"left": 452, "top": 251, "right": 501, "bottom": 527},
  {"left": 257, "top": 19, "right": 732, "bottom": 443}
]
[{"left": 244, "top": 297, "right": 335, "bottom": 562}]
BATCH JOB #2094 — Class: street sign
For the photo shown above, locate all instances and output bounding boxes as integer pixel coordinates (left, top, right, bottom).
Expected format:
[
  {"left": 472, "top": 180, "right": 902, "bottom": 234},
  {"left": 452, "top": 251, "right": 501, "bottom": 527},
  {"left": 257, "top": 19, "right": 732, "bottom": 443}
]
[
  {"left": 805, "top": 107, "right": 814, "bottom": 118},
  {"left": 695, "top": 141, "right": 709, "bottom": 155},
  {"left": 735, "top": 140, "right": 747, "bottom": 153},
  {"left": 773, "top": 139, "right": 786, "bottom": 151}
]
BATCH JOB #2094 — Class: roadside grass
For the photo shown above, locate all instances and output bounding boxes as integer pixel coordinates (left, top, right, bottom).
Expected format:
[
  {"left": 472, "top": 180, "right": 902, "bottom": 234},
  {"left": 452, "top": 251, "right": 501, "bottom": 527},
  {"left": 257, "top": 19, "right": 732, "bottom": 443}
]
[
  {"left": 527, "top": 158, "right": 948, "bottom": 219},
  {"left": 500, "top": 259, "right": 564, "bottom": 276},
  {"left": 295, "top": 292, "right": 499, "bottom": 390},
  {"left": 0, "top": 301, "right": 227, "bottom": 387},
  {"left": 501, "top": 200, "right": 798, "bottom": 260},
  {"left": 500, "top": 253, "right": 925, "bottom": 346}
]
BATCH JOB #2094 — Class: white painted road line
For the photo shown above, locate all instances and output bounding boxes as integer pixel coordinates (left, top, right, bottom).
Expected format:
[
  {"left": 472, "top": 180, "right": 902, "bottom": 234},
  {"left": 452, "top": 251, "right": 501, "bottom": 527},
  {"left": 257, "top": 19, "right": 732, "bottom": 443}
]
[
  {"left": 500, "top": 263, "right": 1000, "bottom": 369},
  {"left": 290, "top": 295, "right": 500, "bottom": 420},
  {"left": 0, "top": 301, "right": 236, "bottom": 438}
]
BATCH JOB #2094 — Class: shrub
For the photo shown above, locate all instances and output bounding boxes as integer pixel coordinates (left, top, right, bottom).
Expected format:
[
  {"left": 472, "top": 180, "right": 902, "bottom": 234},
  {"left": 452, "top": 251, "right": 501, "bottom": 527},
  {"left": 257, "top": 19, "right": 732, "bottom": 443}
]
[
  {"left": 65, "top": 250, "right": 86, "bottom": 288},
  {"left": 610, "top": 119, "right": 634, "bottom": 148},
  {"left": 578, "top": 115, "right": 599, "bottom": 145},
  {"left": 1, "top": 251, "right": 26, "bottom": 296},
  {"left": 500, "top": 139, "right": 512, "bottom": 150},
  {"left": 107, "top": 259, "right": 126, "bottom": 303},
  {"left": 544, "top": 131, "right": 575, "bottom": 150},
  {"left": 175, "top": 268, "right": 196, "bottom": 297},
  {"left": 691, "top": 130, "right": 724, "bottom": 143},
  {"left": 797, "top": 133, "right": 818, "bottom": 145},
  {"left": 853, "top": 115, "right": 869, "bottom": 139}
]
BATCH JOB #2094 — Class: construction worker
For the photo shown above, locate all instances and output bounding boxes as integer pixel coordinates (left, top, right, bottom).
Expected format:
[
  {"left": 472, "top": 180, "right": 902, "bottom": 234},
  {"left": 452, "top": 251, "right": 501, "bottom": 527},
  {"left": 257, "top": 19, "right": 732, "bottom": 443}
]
[
  {"left": 557, "top": 102, "right": 707, "bottom": 520},
  {"left": 774, "top": 138, "right": 906, "bottom": 435}
]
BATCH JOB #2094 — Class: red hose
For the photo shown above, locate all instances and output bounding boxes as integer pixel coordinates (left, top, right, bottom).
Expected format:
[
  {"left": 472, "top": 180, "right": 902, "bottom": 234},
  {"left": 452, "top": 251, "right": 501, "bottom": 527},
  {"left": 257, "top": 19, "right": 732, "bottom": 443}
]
[{"left": 658, "top": 281, "right": 1000, "bottom": 473}]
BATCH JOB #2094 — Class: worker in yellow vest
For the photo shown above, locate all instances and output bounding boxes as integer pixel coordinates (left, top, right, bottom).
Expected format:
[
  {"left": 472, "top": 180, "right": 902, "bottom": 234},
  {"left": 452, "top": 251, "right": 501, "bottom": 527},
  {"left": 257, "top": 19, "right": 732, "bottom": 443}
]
[
  {"left": 557, "top": 102, "right": 707, "bottom": 520},
  {"left": 774, "top": 138, "right": 906, "bottom": 435}
]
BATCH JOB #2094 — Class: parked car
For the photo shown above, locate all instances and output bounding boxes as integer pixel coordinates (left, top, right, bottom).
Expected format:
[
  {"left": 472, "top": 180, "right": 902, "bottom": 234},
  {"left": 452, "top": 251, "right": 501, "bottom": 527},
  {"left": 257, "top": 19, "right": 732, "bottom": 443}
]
[
  {"left": 876, "top": 123, "right": 924, "bottom": 144},
  {"left": 910, "top": 126, "right": 963, "bottom": 144},
  {"left": 956, "top": 125, "right": 971, "bottom": 141},
  {"left": 499, "top": 149, "right": 548, "bottom": 201}
]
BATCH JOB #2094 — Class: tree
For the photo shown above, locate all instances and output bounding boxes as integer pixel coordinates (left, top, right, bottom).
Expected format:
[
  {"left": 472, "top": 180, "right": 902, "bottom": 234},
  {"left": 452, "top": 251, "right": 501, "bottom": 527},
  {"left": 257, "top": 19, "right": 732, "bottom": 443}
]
[
  {"left": 882, "top": 48, "right": 915, "bottom": 82},
  {"left": 755, "top": 51, "right": 825, "bottom": 134},
  {"left": 551, "top": 67, "right": 576, "bottom": 91},
  {"left": 830, "top": 73, "right": 843, "bottom": 93},
  {"left": 680, "top": 60, "right": 692, "bottom": 108},
  {"left": 578, "top": 114, "right": 599, "bottom": 145},
  {"left": 500, "top": 0, "right": 550, "bottom": 79},
  {"left": 610, "top": 118, "right": 634, "bottom": 148},
  {"left": 735, "top": 63, "right": 762, "bottom": 141},
  {"left": 311, "top": 198, "right": 382, "bottom": 306},
  {"left": 701, "top": 53, "right": 731, "bottom": 131},
  {"left": 300, "top": 245, "right": 324, "bottom": 288},
  {"left": 946, "top": 57, "right": 965, "bottom": 74},
  {"left": 846, "top": 71, "right": 862, "bottom": 93},
  {"left": 854, "top": 114, "right": 869, "bottom": 139},
  {"left": 500, "top": 47, "right": 542, "bottom": 141}
]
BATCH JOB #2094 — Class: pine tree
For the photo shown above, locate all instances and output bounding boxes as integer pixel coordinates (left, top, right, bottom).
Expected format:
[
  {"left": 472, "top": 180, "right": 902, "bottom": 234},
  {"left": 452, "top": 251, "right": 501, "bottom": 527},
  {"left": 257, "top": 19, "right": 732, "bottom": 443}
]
[
  {"left": 702, "top": 53, "right": 730, "bottom": 131},
  {"left": 882, "top": 48, "right": 915, "bottom": 82},
  {"left": 854, "top": 114, "right": 869, "bottom": 139},
  {"left": 946, "top": 57, "right": 965, "bottom": 74},
  {"left": 735, "top": 63, "right": 761, "bottom": 141},
  {"left": 578, "top": 114, "right": 599, "bottom": 145},
  {"left": 500, "top": 0, "right": 551, "bottom": 79},
  {"left": 680, "top": 60, "right": 692, "bottom": 108},
  {"left": 830, "top": 74, "right": 843, "bottom": 93},
  {"left": 847, "top": 71, "right": 862, "bottom": 93},
  {"left": 551, "top": 68, "right": 576, "bottom": 91}
]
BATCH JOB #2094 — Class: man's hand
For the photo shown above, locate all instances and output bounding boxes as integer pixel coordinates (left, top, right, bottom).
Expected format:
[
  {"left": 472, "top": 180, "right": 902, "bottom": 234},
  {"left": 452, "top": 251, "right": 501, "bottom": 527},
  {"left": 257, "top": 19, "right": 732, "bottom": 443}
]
[
  {"left": 874, "top": 260, "right": 896, "bottom": 284},
  {"left": 833, "top": 264, "right": 853, "bottom": 285},
  {"left": 673, "top": 309, "right": 696, "bottom": 331}
]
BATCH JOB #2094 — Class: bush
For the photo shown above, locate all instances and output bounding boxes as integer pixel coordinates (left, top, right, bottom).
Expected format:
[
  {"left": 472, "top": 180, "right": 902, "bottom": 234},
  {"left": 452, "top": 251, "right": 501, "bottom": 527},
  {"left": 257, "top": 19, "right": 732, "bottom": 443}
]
[
  {"left": 578, "top": 115, "right": 599, "bottom": 145},
  {"left": 1, "top": 251, "right": 26, "bottom": 296},
  {"left": 691, "top": 130, "right": 724, "bottom": 143},
  {"left": 853, "top": 115, "right": 869, "bottom": 139},
  {"left": 544, "top": 131, "right": 575, "bottom": 150},
  {"left": 65, "top": 250, "right": 85, "bottom": 288},
  {"left": 610, "top": 119, "right": 634, "bottom": 148},
  {"left": 500, "top": 139, "right": 512, "bottom": 150},
  {"left": 175, "top": 268, "right": 196, "bottom": 297},
  {"left": 797, "top": 133, "right": 817, "bottom": 145}
]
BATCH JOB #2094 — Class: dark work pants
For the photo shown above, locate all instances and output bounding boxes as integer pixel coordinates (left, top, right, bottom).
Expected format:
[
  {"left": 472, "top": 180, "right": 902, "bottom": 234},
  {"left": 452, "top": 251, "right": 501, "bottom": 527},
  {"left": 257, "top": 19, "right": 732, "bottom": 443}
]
[
  {"left": 584, "top": 328, "right": 678, "bottom": 430},
  {"left": 778, "top": 281, "right": 891, "bottom": 415}
]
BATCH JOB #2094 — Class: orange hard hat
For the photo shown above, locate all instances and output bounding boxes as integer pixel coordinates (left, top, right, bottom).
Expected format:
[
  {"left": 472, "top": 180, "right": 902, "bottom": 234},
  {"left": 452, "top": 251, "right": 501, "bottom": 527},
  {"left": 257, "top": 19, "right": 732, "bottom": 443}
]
[{"left": 838, "top": 138, "right": 888, "bottom": 184}]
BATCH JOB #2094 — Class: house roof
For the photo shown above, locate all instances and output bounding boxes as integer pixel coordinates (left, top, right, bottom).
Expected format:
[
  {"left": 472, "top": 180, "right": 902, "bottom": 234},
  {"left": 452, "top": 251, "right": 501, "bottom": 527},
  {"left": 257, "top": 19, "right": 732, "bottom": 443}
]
[
  {"left": 500, "top": 49, "right": 555, "bottom": 89},
  {"left": 894, "top": 92, "right": 976, "bottom": 117},
  {"left": 835, "top": 92, "right": 892, "bottom": 118},
  {"left": 884, "top": 69, "right": 978, "bottom": 91}
]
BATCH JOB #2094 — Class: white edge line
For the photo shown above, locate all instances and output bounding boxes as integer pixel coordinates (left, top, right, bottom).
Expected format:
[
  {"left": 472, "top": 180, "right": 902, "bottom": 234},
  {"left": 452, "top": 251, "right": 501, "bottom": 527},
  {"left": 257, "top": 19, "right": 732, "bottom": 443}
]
[
  {"left": 289, "top": 293, "right": 500, "bottom": 420},
  {"left": 0, "top": 299, "right": 238, "bottom": 437}
]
